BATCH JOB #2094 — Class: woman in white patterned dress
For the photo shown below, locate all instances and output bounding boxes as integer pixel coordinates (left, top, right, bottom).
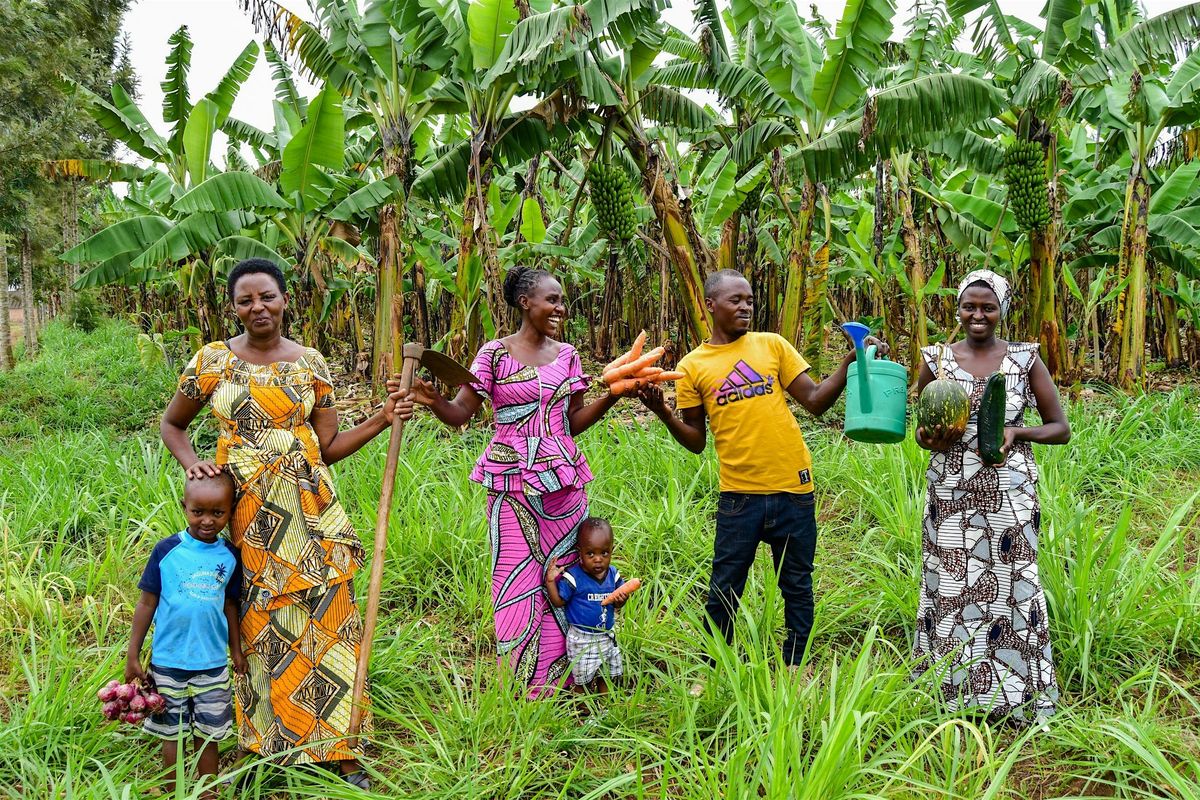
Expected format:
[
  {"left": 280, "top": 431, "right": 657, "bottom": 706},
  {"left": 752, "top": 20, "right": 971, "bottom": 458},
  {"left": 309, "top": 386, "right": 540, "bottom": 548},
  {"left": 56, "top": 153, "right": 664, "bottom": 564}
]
[{"left": 913, "top": 270, "right": 1071, "bottom": 724}]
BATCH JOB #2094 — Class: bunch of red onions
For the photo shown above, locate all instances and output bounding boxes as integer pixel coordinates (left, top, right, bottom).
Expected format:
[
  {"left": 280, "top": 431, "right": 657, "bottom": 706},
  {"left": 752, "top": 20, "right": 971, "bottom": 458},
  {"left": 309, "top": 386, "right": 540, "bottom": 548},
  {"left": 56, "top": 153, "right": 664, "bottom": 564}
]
[{"left": 97, "top": 679, "right": 165, "bottom": 726}]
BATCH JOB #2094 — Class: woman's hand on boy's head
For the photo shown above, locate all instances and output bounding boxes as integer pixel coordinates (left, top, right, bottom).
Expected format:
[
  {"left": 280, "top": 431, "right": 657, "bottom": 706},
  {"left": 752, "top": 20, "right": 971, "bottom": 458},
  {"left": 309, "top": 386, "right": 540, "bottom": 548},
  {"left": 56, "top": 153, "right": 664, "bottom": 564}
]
[{"left": 185, "top": 459, "right": 221, "bottom": 480}]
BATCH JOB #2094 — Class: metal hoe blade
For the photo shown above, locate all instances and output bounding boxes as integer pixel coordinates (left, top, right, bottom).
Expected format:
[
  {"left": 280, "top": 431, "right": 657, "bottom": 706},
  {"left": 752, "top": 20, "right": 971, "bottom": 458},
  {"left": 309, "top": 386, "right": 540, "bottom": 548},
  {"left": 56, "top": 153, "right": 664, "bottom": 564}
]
[{"left": 402, "top": 343, "right": 477, "bottom": 386}]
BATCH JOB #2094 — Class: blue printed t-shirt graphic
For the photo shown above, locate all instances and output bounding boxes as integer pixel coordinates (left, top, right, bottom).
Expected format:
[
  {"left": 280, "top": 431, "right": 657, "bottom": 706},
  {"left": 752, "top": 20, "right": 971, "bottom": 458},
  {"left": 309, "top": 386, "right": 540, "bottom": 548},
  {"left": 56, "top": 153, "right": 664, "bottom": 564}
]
[
  {"left": 675, "top": 332, "right": 815, "bottom": 494},
  {"left": 138, "top": 531, "right": 241, "bottom": 671},
  {"left": 556, "top": 564, "right": 625, "bottom": 631}
]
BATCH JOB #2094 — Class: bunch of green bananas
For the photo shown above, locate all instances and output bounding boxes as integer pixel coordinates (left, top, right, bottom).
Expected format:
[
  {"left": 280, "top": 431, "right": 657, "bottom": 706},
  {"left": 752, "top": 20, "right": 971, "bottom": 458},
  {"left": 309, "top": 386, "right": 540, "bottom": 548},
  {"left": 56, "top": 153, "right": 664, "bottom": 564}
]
[
  {"left": 1003, "top": 139, "right": 1051, "bottom": 232},
  {"left": 554, "top": 135, "right": 575, "bottom": 165},
  {"left": 587, "top": 160, "right": 638, "bottom": 242},
  {"left": 738, "top": 180, "right": 765, "bottom": 214}
]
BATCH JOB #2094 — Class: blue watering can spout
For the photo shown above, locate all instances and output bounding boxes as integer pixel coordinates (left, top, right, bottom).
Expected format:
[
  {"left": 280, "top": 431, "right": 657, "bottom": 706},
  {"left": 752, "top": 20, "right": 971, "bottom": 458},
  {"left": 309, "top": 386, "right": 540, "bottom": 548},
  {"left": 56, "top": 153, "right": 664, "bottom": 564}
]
[{"left": 841, "top": 322, "right": 872, "bottom": 414}]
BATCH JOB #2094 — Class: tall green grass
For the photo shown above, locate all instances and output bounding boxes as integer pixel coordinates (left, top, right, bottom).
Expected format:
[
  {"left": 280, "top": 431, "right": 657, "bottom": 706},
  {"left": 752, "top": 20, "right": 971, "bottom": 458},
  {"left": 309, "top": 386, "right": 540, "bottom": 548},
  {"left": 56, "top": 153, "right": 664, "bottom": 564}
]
[
  {"left": 1, "top": 322, "right": 1197, "bottom": 798},
  {"left": 0, "top": 320, "right": 176, "bottom": 440}
]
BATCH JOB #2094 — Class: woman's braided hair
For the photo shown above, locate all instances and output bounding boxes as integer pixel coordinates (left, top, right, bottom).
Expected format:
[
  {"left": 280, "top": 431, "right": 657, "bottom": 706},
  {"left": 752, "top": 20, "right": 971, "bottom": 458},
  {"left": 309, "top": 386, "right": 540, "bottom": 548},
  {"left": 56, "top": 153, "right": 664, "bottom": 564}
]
[{"left": 502, "top": 265, "right": 552, "bottom": 309}]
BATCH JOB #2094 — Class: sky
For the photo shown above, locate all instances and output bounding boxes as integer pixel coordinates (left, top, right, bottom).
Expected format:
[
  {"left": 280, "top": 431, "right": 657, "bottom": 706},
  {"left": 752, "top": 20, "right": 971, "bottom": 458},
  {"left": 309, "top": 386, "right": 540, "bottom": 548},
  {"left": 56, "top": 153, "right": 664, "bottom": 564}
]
[{"left": 118, "top": 0, "right": 1194, "bottom": 150}]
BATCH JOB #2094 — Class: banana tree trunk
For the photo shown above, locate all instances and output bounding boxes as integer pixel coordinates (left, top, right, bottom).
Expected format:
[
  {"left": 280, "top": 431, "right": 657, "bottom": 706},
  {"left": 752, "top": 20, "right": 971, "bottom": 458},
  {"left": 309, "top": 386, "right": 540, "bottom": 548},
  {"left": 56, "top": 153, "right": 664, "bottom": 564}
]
[
  {"left": 597, "top": 247, "right": 620, "bottom": 357},
  {"left": 1029, "top": 228, "right": 1065, "bottom": 380},
  {"left": 802, "top": 243, "right": 830, "bottom": 374},
  {"left": 204, "top": 260, "right": 226, "bottom": 342},
  {"left": 509, "top": 155, "right": 544, "bottom": 334},
  {"left": 718, "top": 211, "right": 740, "bottom": 271},
  {"left": 1161, "top": 269, "right": 1183, "bottom": 368},
  {"left": 451, "top": 128, "right": 504, "bottom": 362},
  {"left": 1115, "top": 168, "right": 1151, "bottom": 389},
  {"left": 20, "top": 229, "right": 36, "bottom": 358},
  {"left": 1027, "top": 137, "right": 1067, "bottom": 381},
  {"left": 634, "top": 143, "right": 711, "bottom": 346},
  {"left": 896, "top": 178, "right": 927, "bottom": 371},
  {"left": 0, "top": 239, "right": 11, "bottom": 370},
  {"left": 741, "top": 213, "right": 760, "bottom": 304},
  {"left": 780, "top": 182, "right": 815, "bottom": 348},
  {"left": 450, "top": 148, "right": 498, "bottom": 360},
  {"left": 873, "top": 158, "right": 899, "bottom": 355},
  {"left": 656, "top": 241, "right": 669, "bottom": 346},
  {"left": 375, "top": 204, "right": 403, "bottom": 379},
  {"left": 411, "top": 254, "right": 430, "bottom": 348},
  {"left": 293, "top": 239, "right": 327, "bottom": 350},
  {"left": 373, "top": 137, "right": 414, "bottom": 385}
]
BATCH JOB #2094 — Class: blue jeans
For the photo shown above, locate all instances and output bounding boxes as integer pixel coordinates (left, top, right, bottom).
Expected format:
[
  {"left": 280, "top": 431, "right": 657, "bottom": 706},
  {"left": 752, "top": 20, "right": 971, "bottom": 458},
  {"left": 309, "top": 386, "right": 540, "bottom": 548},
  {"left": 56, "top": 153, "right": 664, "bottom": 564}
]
[{"left": 705, "top": 491, "right": 817, "bottom": 666}]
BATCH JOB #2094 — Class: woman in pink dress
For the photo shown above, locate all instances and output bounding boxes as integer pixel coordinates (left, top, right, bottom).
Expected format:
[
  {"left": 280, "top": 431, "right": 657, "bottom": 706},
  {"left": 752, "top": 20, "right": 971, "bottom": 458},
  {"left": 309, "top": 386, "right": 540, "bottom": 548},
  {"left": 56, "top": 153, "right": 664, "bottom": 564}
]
[{"left": 403, "top": 266, "right": 624, "bottom": 697}]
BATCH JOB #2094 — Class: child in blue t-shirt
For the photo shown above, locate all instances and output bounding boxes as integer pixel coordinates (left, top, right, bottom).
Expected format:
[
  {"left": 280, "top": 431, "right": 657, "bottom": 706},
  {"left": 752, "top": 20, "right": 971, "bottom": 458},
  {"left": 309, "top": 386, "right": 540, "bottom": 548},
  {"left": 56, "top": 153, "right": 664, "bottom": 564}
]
[
  {"left": 125, "top": 472, "right": 246, "bottom": 796},
  {"left": 544, "top": 517, "right": 631, "bottom": 692}
]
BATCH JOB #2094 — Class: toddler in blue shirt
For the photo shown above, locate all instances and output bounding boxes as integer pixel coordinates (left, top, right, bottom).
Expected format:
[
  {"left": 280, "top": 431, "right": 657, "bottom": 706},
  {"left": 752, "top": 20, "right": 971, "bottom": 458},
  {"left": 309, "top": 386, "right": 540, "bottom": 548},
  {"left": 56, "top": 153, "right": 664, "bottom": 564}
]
[
  {"left": 126, "top": 472, "right": 246, "bottom": 797},
  {"left": 545, "top": 517, "right": 635, "bottom": 692}
]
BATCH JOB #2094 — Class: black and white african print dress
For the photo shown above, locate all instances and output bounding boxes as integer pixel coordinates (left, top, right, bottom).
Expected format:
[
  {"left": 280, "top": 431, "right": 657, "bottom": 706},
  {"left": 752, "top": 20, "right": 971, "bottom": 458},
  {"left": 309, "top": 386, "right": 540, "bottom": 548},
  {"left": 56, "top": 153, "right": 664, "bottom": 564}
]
[{"left": 914, "top": 341, "right": 1059, "bottom": 722}]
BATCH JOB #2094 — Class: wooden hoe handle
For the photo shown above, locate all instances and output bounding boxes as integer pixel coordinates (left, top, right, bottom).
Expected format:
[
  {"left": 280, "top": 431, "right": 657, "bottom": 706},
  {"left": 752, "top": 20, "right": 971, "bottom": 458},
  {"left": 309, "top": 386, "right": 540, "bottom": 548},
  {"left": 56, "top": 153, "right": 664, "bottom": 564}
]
[{"left": 348, "top": 350, "right": 418, "bottom": 742}]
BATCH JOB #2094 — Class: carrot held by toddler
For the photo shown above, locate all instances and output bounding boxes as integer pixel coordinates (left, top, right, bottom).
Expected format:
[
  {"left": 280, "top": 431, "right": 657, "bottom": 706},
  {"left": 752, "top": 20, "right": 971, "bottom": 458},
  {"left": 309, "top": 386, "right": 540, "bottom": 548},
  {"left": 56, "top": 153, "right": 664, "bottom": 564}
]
[{"left": 600, "top": 578, "right": 642, "bottom": 606}]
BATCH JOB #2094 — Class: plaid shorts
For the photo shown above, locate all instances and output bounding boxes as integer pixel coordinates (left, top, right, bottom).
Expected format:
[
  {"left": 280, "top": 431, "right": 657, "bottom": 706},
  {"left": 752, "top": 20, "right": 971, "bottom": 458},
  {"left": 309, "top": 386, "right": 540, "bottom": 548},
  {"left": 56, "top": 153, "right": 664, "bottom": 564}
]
[
  {"left": 143, "top": 664, "right": 233, "bottom": 740},
  {"left": 566, "top": 625, "right": 622, "bottom": 684}
]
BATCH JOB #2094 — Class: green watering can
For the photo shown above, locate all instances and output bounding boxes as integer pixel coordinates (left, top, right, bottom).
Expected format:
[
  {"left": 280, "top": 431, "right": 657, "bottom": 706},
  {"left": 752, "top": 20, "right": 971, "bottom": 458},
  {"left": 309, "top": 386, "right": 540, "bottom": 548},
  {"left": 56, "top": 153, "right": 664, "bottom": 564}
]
[{"left": 841, "top": 322, "right": 907, "bottom": 444}]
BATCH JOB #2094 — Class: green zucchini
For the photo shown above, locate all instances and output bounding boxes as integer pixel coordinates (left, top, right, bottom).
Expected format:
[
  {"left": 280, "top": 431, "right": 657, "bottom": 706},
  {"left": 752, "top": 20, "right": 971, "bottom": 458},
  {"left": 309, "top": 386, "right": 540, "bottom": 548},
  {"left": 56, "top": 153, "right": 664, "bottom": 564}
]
[{"left": 977, "top": 372, "right": 1007, "bottom": 465}]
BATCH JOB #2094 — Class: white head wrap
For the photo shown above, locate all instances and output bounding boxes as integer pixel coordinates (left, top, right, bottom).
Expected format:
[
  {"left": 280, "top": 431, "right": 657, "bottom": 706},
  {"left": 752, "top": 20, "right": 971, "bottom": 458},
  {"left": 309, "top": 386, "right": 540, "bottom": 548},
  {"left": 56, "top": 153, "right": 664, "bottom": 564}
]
[{"left": 957, "top": 269, "right": 1012, "bottom": 316}]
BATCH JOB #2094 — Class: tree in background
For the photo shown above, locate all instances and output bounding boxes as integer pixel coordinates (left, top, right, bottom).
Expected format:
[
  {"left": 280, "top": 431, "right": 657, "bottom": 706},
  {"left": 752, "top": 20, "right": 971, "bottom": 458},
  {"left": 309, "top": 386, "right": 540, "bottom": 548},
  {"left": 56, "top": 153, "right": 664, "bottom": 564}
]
[{"left": 0, "top": 0, "right": 133, "bottom": 366}]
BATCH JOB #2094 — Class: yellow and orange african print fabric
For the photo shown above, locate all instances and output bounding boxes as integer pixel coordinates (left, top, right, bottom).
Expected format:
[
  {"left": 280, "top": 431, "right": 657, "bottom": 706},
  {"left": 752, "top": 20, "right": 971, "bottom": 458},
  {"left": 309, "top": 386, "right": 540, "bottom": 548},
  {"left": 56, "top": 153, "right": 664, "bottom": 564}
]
[{"left": 179, "top": 342, "right": 370, "bottom": 763}]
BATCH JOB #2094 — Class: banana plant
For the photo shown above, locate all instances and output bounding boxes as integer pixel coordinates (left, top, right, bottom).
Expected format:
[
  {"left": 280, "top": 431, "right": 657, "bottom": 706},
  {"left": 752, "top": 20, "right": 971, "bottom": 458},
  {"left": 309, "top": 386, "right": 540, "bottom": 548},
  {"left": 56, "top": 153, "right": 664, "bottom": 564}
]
[
  {"left": 409, "top": 0, "right": 676, "bottom": 356},
  {"left": 1060, "top": 140, "right": 1200, "bottom": 381},
  {"left": 1157, "top": 277, "right": 1200, "bottom": 367},
  {"left": 687, "top": 0, "right": 1005, "bottom": 370},
  {"left": 64, "top": 33, "right": 373, "bottom": 347},
  {"left": 166, "top": 82, "right": 378, "bottom": 348},
  {"left": 61, "top": 27, "right": 260, "bottom": 339},
  {"left": 404, "top": 0, "right": 576, "bottom": 357},
  {"left": 1072, "top": 2, "right": 1200, "bottom": 387},
  {"left": 597, "top": 7, "right": 722, "bottom": 349},
  {"left": 943, "top": 0, "right": 1150, "bottom": 380},
  {"left": 238, "top": 0, "right": 455, "bottom": 379}
]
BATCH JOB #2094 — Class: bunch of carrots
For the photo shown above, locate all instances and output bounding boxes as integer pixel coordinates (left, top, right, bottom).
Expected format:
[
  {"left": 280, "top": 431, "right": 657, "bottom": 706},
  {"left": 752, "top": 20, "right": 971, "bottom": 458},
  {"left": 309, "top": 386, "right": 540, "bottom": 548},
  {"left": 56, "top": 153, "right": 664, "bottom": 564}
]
[{"left": 601, "top": 331, "right": 684, "bottom": 394}]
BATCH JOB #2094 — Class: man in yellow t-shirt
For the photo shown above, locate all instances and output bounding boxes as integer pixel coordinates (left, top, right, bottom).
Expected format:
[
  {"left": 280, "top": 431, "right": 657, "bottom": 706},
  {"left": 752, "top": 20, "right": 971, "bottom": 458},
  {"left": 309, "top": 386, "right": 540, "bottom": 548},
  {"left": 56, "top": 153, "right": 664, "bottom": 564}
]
[{"left": 640, "top": 269, "right": 884, "bottom": 685}]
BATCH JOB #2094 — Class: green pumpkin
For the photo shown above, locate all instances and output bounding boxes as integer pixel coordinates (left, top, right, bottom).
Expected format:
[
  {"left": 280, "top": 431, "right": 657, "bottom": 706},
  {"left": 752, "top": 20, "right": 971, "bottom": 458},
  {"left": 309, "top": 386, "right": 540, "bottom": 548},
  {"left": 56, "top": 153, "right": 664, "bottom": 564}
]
[{"left": 917, "top": 378, "right": 970, "bottom": 438}]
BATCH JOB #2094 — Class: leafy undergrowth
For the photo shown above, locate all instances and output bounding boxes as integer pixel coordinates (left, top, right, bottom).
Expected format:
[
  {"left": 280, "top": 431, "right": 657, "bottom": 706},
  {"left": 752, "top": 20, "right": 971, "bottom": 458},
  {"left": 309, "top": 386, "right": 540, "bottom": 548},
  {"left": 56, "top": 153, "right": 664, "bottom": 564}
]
[{"left": 1, "top": 322, "right": 1198, "bottom": 799}]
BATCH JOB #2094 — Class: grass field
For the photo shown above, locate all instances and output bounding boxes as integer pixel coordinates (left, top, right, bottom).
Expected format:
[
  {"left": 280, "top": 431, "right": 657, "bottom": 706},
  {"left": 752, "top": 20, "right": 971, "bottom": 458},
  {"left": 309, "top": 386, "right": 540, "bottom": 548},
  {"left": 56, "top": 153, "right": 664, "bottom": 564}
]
[{"left": 2, "top": 320, "right": 1198, "bottom": 799}]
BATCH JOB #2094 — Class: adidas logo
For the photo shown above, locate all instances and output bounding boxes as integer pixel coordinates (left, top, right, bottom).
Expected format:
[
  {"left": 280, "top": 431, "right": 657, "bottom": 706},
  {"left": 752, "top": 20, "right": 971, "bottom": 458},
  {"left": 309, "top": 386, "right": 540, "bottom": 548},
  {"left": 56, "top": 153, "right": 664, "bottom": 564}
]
[{"left": 713, "top": 360, "right": 774, "bottom": 406}]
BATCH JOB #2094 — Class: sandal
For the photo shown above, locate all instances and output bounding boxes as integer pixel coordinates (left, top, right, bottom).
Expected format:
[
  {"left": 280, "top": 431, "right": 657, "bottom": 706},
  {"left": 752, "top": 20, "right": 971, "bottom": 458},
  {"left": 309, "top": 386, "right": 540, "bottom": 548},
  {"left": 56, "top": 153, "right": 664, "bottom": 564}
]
[{"left": 342, "top": 770, "right": 371, "bottom": 790}]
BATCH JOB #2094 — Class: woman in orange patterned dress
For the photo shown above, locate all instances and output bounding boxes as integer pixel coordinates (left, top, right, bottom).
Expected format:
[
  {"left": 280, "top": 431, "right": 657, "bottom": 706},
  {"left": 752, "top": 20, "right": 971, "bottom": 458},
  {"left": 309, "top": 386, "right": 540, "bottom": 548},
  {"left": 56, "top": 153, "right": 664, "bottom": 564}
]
[{"left": 161, "top": 259, "right": 411, "bottom": 789}]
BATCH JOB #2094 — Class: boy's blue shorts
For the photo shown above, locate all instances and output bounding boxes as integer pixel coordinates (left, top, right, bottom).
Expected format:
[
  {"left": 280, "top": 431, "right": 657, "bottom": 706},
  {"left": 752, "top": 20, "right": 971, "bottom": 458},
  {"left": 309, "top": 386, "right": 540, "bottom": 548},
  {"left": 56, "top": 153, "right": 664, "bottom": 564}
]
[{"left": 143, "top": 663, "right": 233, "bottom": 740}]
